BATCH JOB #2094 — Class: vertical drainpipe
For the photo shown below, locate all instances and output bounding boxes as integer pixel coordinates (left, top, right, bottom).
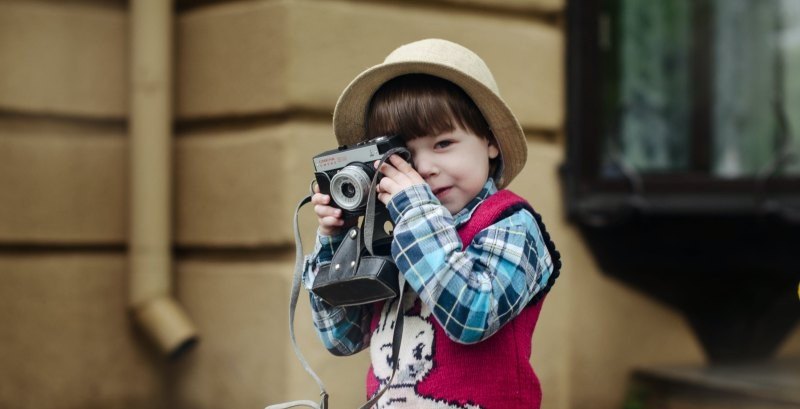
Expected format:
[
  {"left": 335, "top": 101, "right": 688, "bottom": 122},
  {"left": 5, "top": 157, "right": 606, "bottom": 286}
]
[{"left": 129, "top": 0, "right": 198, "bottom": 358}]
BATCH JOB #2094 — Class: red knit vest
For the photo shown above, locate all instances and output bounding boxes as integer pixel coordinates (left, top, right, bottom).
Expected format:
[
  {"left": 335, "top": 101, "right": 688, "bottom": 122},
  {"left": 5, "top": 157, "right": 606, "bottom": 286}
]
[{"left": 365, "top": 190, "right": 550, "bottom": 409}]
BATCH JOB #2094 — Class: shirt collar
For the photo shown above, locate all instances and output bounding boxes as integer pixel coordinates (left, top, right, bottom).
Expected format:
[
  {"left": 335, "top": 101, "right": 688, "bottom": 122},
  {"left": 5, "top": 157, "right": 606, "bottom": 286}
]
[{"left": 453, "top": 179, "right": 497, "bottom": 226}]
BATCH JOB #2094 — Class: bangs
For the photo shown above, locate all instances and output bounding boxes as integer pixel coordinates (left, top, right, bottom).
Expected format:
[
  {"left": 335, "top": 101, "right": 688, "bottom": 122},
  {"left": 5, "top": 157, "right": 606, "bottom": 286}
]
[{"left": 365, "top": 74, "right": 492, "bottom": 141}]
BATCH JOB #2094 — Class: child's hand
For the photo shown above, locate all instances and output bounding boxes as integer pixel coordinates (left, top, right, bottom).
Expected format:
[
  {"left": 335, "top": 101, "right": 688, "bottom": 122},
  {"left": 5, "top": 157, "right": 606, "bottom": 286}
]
[
  {"left": 311, "top": 183, "right": 353, "bottom": 236},
  {"left": 374, "top": 154, "right": 426, "bottom": 205}
]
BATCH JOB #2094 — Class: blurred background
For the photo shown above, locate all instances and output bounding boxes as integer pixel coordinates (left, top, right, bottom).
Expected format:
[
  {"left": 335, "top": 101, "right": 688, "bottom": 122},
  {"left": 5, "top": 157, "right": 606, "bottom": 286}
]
[{"left": 0, "top": 0, "right": 798, "bottom": 408}]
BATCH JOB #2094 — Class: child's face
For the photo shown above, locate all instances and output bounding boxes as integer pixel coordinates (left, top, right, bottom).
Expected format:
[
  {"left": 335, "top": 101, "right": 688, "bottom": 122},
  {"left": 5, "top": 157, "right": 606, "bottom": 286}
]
[{"left": 406, "top": 126, "right": 499, "bottom": 215}]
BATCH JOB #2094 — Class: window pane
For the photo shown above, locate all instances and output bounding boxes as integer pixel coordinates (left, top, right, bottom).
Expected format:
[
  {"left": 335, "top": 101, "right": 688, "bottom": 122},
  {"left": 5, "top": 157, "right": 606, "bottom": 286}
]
[
  {"left": 602, "top": 0, "right": 800, "bottom": 178},
  {"left": 714, "top": 0, "right": 781, "bottom": 177},
  {"left": 780, "top": 0, "right": 800, "bottom": 175},
  {"left": 602, "top": 0, "right": 693, "bottom": 177}
]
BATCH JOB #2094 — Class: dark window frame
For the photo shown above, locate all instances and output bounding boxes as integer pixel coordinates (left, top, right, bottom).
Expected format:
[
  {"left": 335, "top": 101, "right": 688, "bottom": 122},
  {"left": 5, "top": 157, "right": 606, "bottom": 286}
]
[{"left": 563, "top": 0, "right": 800, "bottom": 222}]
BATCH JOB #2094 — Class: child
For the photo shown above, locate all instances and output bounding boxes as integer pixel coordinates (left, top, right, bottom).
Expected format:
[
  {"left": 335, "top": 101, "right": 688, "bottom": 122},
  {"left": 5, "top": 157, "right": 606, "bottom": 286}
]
[{"left": 304, "top": 39, "right": 560, "bottom": 409}]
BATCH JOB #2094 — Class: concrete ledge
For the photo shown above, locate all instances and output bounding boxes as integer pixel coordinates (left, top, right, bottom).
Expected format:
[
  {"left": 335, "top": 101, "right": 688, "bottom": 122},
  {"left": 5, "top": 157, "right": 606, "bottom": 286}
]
[
  {"left": 178, "top": 0, "right": 563, "bottom": 13},
  {"left": 0, "top": 1, "right": 126, "bottom": 119},
  {"left": 178, "top": 0, "right": 563, "bottom": 130},
  {"left": 0, "top": 116, "right": 331, "bottom": 247},
  {"left": 628, "top": 360, "right": 800, "bottom": 409},
  {"left": 176, "top": 120, "right": 334, "bottom": 247},
  {"left": 0, "top": 118, "right": 126, "bottom": 244},
  {"left": 435, "top": 0, "right": 563, "bottom": 12},
  {"left": 177, "top": 1, "right": 289, "bottom": 119}
]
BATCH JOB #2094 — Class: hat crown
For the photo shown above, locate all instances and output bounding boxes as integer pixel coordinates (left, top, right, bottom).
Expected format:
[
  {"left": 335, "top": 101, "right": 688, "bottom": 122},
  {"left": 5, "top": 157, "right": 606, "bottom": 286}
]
[
  {"left": 332, "top": 39, "right": 526, "bottom": 188},
  {"left": 383, "top": 39, "right": 500, "bottom": 95}
]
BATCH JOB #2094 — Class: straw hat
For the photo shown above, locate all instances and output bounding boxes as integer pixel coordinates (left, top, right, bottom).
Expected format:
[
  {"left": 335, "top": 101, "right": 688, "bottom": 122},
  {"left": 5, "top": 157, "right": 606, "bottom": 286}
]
[{"left": 333, "top": 38, "right": 527, "bottom": 189}]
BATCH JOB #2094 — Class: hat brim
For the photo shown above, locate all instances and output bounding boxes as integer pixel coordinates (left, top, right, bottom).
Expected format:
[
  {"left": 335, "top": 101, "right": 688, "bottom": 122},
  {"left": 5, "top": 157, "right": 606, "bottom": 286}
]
[{"left": 333, "top": 61, "right": 526, "bottom": 189}]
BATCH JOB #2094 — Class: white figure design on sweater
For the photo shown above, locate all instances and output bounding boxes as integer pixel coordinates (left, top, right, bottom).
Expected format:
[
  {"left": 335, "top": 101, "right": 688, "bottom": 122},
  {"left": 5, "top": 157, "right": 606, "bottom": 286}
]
[{"left": 370, "top": 294, "right": 481, "bottom": 409}]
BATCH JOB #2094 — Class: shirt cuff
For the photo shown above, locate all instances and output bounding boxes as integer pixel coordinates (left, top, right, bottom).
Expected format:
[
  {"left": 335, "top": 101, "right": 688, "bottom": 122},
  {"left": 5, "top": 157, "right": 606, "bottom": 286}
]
[
  {"left": 316, "top": 229, "right": 344, "bottom": 261},
  {"left": 387, "top": 183, "right": 439, "bottom": 223}
]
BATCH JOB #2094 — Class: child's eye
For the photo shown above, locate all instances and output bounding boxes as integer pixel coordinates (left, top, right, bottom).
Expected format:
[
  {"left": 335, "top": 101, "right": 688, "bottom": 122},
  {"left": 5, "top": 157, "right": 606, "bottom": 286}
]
[{"left": 434, "top": 140, "right": 453, "bottom": 149}]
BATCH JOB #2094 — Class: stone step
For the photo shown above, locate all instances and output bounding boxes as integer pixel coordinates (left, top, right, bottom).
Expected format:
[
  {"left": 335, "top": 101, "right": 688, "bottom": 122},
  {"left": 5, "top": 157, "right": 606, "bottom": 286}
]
[{"left": 626, "top": 359, "right": 800, "bottom": 409}]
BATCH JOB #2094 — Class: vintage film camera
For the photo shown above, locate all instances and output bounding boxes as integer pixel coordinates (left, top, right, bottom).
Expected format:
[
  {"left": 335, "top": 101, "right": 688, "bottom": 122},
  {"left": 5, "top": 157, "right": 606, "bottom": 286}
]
[
  {"left": 312, "top": 134, "right": 409, "bottom": 219},
  {"left": 310, "top": 135, "right": 409, "bottom": 306}
]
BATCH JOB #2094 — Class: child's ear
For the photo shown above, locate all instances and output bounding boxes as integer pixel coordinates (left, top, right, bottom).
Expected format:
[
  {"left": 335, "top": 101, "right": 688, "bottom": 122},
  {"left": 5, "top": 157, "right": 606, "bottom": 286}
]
[{"left": 488, "top": 142, "right": 499, "bottom": 159}]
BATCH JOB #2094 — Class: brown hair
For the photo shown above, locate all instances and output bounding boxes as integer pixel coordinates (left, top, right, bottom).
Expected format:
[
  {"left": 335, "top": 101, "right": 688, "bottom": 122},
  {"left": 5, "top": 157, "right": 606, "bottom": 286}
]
[{"left": 365, "top": 74, "right": 494, "bottom": 142}]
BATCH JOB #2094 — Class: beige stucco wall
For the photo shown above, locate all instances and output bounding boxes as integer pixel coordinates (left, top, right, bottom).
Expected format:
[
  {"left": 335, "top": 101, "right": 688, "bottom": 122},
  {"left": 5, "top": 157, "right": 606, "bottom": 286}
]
[{"left": 1, "top": 0, "right": 799, "bottom": 409}]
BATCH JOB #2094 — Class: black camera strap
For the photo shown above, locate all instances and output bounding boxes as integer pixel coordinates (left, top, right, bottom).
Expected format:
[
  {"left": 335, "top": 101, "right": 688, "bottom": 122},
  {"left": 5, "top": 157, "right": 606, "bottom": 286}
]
[
  {"left": 364, "top": 147, "right": 410, "bottom": 257},
  {"left": 266, "top": 159, "right": 409, "bottom": 409}
]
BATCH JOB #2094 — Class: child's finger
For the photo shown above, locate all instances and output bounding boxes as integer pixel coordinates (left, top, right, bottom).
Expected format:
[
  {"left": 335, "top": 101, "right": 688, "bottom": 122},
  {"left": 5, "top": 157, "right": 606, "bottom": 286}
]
[
  {"left": 319, "top": 216, "right": 344, "bottom": 227},
  {"left": 375, "top": 160, "right": 401, "bottom": 179},
  {"left": 314, "top": 204, "right": 341, "bottom": 219},
  {"left": 390, "top": 155, "right": 424, "bottom": 183},
  {"left": 379, "top": 161, "right": 418, "bottom": 187},
  {"left": 376, "top": 191, "right": 392, "bottom": 205},
  {"left": 378, "top": 175, "right": 401, "bottom": 195},
  {"left": 390, "top": 154, "right": 414, "bottom": 172},
  {"left": 311, "top": 193, "right": 330, "bottom": 205}
]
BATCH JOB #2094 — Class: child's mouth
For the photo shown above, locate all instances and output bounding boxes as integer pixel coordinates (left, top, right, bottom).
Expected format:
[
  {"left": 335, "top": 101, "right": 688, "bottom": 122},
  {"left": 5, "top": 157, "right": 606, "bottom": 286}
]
[{"left": 432, "top": 186, "right": 451, "bottom": 199}]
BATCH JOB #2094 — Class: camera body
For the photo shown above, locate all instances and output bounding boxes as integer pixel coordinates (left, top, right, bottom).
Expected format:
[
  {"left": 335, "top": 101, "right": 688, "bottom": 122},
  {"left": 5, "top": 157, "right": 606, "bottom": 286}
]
[
  {"left": 312, "top": 135, "right": 407, "bottom": 219},
  {"left": 310, "top": 135, "right": 407, "bottom": 306}
]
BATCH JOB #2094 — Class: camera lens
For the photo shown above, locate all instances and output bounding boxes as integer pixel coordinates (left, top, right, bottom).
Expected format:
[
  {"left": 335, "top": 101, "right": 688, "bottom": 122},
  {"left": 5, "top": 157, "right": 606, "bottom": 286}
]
[
  {"left": 330, "top": 164, "right": 373, "bottom": 211},
  {"left": 342, "top": 183, "right": 356, "bottom": 199}
]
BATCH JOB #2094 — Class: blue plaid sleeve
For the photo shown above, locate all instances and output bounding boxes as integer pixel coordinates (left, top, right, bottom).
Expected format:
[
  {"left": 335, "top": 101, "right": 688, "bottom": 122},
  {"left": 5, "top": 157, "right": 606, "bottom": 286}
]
[
  {"left": 387, "top": 184, "right": 554, "bottom": 344},
  {"left": 302, "top": 230, "right": 374, "bottom": 356}
]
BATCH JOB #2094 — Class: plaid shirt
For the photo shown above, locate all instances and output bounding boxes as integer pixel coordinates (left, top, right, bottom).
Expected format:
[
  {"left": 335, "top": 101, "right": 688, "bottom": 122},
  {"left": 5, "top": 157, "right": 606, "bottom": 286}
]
[{"left": 303, "top": 179, "right": 554, "bottom": 355}]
